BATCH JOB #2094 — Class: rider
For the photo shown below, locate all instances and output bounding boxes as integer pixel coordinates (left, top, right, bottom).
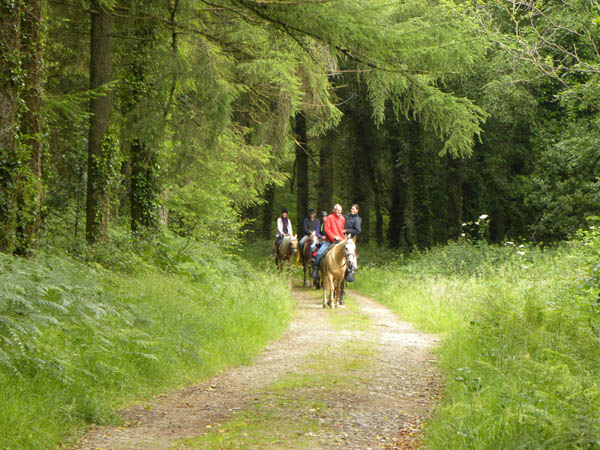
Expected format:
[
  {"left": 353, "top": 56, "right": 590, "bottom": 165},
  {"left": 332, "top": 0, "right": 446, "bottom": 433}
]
[
  {"left": 298, "top": 208, "right": 322, "bottom": 251},
  {"left": 339, "top": 203, "right": 361, "bottom": 305},
  {"left": 275, "top": 208, "right": 293, "bottom": 248},
  {"left": 311, "top": 211, "right": 328, "bottom": 254},
  {"left": 311, "top": 204, "right": 345, "bottom": 280}
]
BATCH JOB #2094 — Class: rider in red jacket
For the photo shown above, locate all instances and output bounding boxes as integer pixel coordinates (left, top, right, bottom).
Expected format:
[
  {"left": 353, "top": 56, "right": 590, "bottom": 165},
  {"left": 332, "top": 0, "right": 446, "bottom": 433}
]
[{"left": 311, "top": 204, "right": 345, "bottom": 280}]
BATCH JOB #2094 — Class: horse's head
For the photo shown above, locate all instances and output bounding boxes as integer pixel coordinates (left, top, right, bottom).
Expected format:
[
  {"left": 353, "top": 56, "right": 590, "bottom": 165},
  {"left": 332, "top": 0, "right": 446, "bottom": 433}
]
[
  {"left": 344, "top": 236, "right": 357, "bottom": 270},
  {"left": 289, "top": 234, "right": 298, "bottom": 252}
]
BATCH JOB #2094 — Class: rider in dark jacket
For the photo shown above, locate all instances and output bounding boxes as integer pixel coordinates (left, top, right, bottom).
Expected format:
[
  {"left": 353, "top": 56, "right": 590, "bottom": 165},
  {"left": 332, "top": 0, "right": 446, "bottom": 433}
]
[
  {"left": 340, "top": 204, "right": 361, "bottom": 305},
  {"left": 299, "top": 208, "right": 321, "bottom": 249},
  {"left": 344, "top": 205, "right": 362, "bottom": 237}
]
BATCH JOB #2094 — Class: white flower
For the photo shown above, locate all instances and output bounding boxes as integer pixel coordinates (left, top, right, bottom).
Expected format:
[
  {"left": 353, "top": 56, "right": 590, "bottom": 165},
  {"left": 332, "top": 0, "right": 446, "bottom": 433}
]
[
  {"left": 475, "top": 222, "right": 479, "bottom": 226},
  {"left": 461, "top": 223, "right": 467, "bottom": 227},
  {"left": 505, "top": 241, "right": 514, "bottom": 246},
  {"left": 461, "top": 233, "right": 466, "bottom": 237},
  {"left": 519, "top": 244, "right": 525, "bottom": 248},
  {"left": 522, "top": 265, "right": 529, "bottom": 269},
  {"left": 517, "top": 251, "right": 526, "bottom": 255},
  {"left": 479, "top": 214, "right": 489, "bottom": 220}
]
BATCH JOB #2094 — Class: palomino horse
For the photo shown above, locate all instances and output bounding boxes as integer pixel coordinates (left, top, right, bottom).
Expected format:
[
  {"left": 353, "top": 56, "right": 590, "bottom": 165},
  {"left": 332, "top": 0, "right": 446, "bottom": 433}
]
[
  {"left": 272, "top": 235, "right": 298, "bottom": 271},
  {"left": 319, "top": 237, "right": 357, "bottom": 308},
  {"left": 299, "top": 231, "right": 318, "bottom": 287}
]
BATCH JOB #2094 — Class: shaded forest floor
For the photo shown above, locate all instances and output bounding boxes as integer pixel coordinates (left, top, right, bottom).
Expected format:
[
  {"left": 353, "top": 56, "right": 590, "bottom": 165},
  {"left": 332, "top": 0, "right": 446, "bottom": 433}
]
[{"left": 73, "top": 282, "right": 440, "bottom": 449}]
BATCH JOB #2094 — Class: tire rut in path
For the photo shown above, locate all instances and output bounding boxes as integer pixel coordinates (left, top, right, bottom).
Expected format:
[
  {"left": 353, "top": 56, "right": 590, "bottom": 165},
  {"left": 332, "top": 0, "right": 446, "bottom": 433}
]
[{"left": 73, "top": 284, "right": 441, "bottom": 450}]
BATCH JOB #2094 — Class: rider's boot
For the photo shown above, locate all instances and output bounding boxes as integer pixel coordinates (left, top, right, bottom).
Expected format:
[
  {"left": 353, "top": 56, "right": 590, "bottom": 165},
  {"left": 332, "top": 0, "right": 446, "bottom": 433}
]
[
  {"left": 339, "top": 287, "right": 345, "bottom": 306},
  {"left": 311, "top": 265, "right": 318, "bottom": 280}
]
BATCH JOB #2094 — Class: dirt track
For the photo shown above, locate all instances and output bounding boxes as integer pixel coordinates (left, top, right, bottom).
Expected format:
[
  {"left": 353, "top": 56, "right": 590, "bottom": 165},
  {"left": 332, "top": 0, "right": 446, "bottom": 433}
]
[{"left": 74, "top": 283, "right": 441, "bottom": 449}]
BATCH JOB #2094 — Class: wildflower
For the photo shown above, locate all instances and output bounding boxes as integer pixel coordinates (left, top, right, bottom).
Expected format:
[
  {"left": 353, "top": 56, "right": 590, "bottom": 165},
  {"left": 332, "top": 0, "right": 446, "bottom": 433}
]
[
  {"left": 461, "top": 223, "right": 467, "bottom": 227},
  {"left": 505, "top": 241, "right": 514, "bottom": 246},
  {"left": 474, "top": 222, "right": 479, "bottom": 226},
  {"left": 461, "top": 233, "right": 466, "bottom": 237},
  {"left": 517, "top": 251, "right": 526, "bottom": 255},
  {"left": 518, "top": 244, "right": 525, "bottom": 248},
  {"left": 479, "top": 214, "right": 489, "bottom": 220}
]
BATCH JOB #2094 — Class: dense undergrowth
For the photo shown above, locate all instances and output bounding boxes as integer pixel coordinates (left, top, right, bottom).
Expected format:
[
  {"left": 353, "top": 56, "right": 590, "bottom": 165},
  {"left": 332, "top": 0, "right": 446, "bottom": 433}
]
[
  {"left": 354, "top": 237, "right": 600, "bottom": 448},
  {"left": 0, "top": 229, "right": 293, "bottom": 450}
]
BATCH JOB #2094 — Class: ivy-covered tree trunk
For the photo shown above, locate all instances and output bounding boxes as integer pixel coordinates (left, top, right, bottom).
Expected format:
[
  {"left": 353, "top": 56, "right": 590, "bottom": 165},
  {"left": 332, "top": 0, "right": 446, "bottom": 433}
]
[
  {"left": 127, "top": 9, "right": 159, "bottom": 233},
  {"left": 15, "top": 0, "right": 45, "bottom": 256},
  {"left": 317, "top": 130, "right": 334, "bottom": 213},
  {"left": 295, "top": 112, "right": 308, "bottom": 234},
  {"left": 130, "top": 139, "right": 158, "bottom": 232},
  {"left": 0, "top": 1, "right": 22, "bottom": 254},
  {"left": 86, "top": 0, "right": 112, "bottom": 243}
]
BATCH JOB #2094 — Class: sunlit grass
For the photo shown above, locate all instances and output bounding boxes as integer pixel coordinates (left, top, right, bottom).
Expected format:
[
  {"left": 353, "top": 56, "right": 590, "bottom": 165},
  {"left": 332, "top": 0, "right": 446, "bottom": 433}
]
[
  {"left": 0, "top": 243, "right": 294, "bottom": 450},
  {"left": 353, "top": 241, "right": 600, "bottom": 449}
]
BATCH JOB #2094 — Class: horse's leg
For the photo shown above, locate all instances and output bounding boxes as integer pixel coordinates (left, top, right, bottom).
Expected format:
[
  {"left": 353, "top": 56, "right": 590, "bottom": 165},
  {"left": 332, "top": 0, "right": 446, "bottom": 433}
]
[
  {"left": 322, "top": 273, "right": 328, "bottom": 308},
  {"left": 302, "top": 262, "right": 307, "bottom": 287},
  {"left": 334, "top": 276, "right": 343, "bottom": 308},
  {"left": 330, "top": 275, "right": 336, "bottom": 308}
]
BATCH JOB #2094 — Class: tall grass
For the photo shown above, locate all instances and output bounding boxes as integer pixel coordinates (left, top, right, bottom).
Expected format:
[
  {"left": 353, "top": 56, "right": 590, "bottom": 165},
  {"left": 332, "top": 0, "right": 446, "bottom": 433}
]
[
  {"left": 0, "top": 232, "right": 293, "bottom": 449},
  {"left": 353, "top": 240, "right": 600, "bottom": 449}
]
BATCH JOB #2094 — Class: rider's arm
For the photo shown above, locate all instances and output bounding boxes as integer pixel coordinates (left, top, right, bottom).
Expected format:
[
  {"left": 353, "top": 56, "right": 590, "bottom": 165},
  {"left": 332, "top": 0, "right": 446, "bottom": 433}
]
[
  {"left": 276, "top": 218, "right": 284, "bottom": 235},
  {"left": 303, "top": 218, "right": 311, "bottom": 235}
]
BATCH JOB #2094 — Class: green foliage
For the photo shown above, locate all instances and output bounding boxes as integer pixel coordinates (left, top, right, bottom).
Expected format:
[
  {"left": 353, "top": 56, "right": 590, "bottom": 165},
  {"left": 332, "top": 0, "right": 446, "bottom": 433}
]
[
  {"left": 353, "top": 240, "right": 600, "bottom": 448},
  {"left": 0, "top": 234, "right": 293, "bottom": 449}
]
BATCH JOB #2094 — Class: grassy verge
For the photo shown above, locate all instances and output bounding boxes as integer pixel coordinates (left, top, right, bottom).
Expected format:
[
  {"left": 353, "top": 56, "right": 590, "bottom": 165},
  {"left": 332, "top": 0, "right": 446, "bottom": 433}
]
[
  {"left": 353, "top": 241, "right": 600, "bottom": 449},
  {"left": 0, "top": 237, "right": 293, "bottom": 449},
  {"left": 174, "top": 291, "right": 377, "bottom": 449}
]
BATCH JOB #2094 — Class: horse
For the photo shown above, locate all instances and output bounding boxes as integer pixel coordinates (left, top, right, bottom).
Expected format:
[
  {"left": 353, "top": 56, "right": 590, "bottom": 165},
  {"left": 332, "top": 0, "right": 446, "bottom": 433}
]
[
  {"left": 319, "top": 237, "right": 357, "bottom": 308},
  {"left": 272, "top": 235, "right": 298, "bottom": 271},
  {"left": 299, "top": 231, "right": 318, "bottom": 287}
]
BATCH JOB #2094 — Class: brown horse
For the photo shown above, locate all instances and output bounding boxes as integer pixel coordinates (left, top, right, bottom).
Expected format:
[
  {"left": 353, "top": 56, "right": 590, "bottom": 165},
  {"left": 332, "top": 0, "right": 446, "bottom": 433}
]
[
  {"left": 272, "top": 235, "right": 298, "bottom": 271},
  {"left": 299, "top": 231, "right": 318, "bottom": 287},
  {"left": 319, "top": 237, "right": 356, "bottom": 308}
]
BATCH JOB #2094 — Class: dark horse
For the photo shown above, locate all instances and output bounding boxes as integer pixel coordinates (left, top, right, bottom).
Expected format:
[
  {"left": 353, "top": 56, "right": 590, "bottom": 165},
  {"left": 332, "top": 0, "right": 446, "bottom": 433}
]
[{"left": 299, "top": 231, "right": 318, "bottom": 287}]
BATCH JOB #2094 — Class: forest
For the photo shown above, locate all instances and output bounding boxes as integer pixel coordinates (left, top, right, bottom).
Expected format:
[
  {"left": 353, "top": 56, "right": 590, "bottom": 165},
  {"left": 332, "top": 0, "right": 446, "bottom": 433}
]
[{"left": 1, "top": 0, "right": 600, "bottom": 448}]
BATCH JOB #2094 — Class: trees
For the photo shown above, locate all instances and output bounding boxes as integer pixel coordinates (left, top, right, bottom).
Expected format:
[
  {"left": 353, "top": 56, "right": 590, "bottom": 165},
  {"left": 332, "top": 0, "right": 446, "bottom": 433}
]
[
  {"left": 7, "top": 0, "right": 596, "bottom": 253},
  {"left": 86, "top": 0, "right": 114, "bottom": 243}
]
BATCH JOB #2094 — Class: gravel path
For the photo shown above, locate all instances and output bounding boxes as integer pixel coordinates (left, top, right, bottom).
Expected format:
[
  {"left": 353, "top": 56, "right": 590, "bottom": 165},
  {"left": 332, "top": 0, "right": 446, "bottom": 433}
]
[{"left": 73, "top": 283, "right": 441, "bottom": 450}]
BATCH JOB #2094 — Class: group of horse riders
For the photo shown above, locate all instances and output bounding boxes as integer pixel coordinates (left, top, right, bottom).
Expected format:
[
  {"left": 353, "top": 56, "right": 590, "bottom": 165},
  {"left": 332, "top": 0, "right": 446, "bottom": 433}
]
[{"left": 275, "top": 203, "right": 361, "bottom": 305}]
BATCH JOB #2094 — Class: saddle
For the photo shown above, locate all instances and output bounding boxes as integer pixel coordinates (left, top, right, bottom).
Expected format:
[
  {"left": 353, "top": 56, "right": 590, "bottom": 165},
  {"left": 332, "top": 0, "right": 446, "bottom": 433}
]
[{"left": 318, "top": 241, "right": 341, "bottom": 266}]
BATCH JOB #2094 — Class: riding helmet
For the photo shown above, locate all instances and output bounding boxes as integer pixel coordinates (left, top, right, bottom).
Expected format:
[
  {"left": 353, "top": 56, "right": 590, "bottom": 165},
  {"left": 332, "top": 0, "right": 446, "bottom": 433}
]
[{"left": 308, "top": 208, "right": 316, "bottom": 214}]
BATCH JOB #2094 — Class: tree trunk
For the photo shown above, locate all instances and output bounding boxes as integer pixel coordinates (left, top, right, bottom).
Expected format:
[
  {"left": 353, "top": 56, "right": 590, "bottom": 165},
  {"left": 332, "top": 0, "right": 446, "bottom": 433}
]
[
  {"left": 403, "top": 121, "right": 420, "bottom": 249},
  {"left": 317, "top": 130, "right": 334, "bottom": 214},
  {"left": 387, "top": 144, "right": 406, "bottom": 248},
  {"left": 128, "top": 10, "right": 158, "bottom": 233},
  {"left": 445, "top": 154, "right": 462, "bottom": 241},
  {"left": 262, "top": 184, "right": 275, "bottom": 239},
  {"left": 86, "top": 0, "right": 112, "bottom": 243},
  {"left": 15, "top": 0, "right": 45, "bottom": 256},
  {"left": 130, "top": 139, "right": 157, "bottom": 232},
  {"left": 295, "top": 112, "right": 309, "bottom": 234},
  {"left": 0, "top": 1, "right": 22, "bottom": 254}
]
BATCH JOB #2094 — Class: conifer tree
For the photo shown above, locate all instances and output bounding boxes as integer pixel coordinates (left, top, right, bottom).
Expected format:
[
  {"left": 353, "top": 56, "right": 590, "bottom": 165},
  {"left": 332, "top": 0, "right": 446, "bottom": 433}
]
[{"left": 86, "top": 0, "right": 113, "bottom": 243}]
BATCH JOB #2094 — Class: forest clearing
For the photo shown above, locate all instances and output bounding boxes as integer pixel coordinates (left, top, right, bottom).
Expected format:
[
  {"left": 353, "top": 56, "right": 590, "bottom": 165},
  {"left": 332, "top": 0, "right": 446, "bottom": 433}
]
[{"left": 2, "top": 0, "right": 600, "bottom": 448}]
